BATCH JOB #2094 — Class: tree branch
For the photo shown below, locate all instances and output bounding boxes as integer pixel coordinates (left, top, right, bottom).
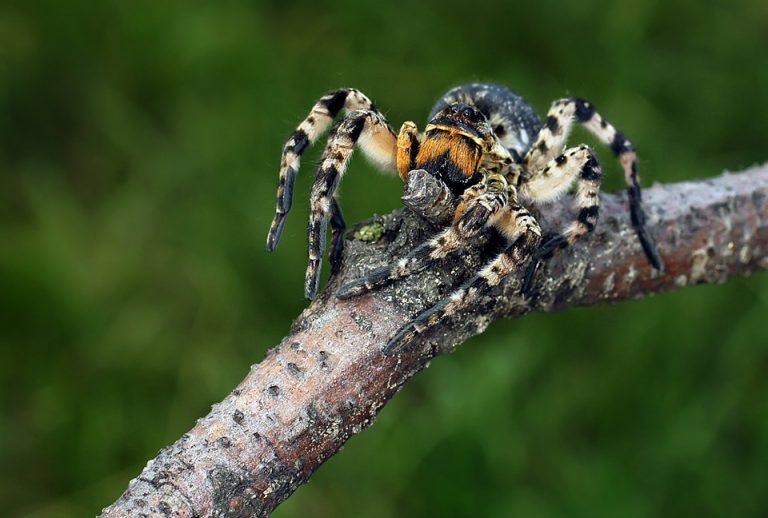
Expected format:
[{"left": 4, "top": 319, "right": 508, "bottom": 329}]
[{"left": 100, "top": 164, "right": 768, "bottom": 517}]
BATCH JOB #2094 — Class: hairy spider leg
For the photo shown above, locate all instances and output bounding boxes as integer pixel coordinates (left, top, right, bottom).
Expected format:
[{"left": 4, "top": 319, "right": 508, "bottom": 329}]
[
  {"left": 267, "top": 88, "right": 382, "bottom": 252},
  {"left": 305, "top": 109, "right": 398, "bottom": 299},
  {"left": 384, "top": 203, "right": 541, "bottom": 355},
  {"left": 328, "top": 198, "right": 346, "bottom": 275},
  {"left": 524, "top": 98, "right": 663, "bottom": 271},
  {"left": 396, "top": 121, "right": 421, "bottom": 180},
  {"left": 519, "top": 147, "right": 603, "bottom": 294},
  {"left": 336, "top": 171, "right": 510, "bottom": 299}
]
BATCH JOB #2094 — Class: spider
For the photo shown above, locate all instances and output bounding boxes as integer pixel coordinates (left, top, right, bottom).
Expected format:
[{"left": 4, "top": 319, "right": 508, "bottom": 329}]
[{"left": 266, "top": 83, "right": 664, "bottom": 354}]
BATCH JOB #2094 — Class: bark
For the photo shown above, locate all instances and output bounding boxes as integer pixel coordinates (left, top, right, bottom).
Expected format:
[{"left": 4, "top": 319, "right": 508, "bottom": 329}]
[{"left": 100, "top": 164, "right": 768, "bottom": 517}]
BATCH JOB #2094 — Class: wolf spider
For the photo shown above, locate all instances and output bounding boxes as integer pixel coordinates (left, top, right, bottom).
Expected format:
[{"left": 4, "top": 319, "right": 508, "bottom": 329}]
[{"left": 266, "top": 83, "right": 663, "bottom": 354}]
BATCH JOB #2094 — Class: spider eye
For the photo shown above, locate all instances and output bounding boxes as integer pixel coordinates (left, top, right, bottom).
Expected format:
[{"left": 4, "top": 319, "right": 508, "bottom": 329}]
[
  {"left": 461, "top": 107, "right": 474, "bottom": 118},
  {"left": 448, "top": 105, "right": 460, "bottom": 114}
]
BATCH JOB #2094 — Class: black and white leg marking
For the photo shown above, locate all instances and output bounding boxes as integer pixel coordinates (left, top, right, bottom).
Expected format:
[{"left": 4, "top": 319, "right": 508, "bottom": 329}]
[
  {"left": 385, "top": 204, "right": 541, "bottom": 355},
  {"left": 267, "top": 88, "right": 385, "bottom": 252},
  {"left": 304, "top": 109, "right": 398, "bottom": 299},
  {"left": 520, "top": 147, "right": 602, "bottom": 294},
  {"left": 522, "top": 145, "right": 602, "bottom": 242},
  {"left": 523, "top": 97, "right": 663, "bottom": 271}
]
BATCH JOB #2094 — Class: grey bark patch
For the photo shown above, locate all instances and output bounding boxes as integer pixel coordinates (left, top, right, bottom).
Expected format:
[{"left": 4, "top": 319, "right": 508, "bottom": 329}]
[
  {"left": 350, "top": 311, "right": 373, "bottom": 332},
  {"left": 208, "top": 468, "right": 265, "bottom": 518},
  {"left": 286, "top": 362, "right": 302, "bottom": 377}
]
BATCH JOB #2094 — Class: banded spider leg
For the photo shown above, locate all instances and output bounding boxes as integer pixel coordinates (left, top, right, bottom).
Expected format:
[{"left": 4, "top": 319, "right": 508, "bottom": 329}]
[{"left": 265, "top": 88, "right": 402, "bottom": 299}]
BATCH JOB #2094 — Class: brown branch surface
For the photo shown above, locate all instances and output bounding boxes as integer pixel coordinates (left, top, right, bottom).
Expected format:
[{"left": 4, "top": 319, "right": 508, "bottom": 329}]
[{"left": 100, "top": 164, "right": 768, "bottom": 517}]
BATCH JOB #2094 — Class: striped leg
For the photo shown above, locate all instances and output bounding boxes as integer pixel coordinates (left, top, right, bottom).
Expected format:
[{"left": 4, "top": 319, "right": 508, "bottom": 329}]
[
  {"left": 524, "top": 97, "right": 663, "bottom": 270},
  {"left": 267, "top": 88, "right": 384, "bottom": 252},
  {"left": 305, "top": 109, "right": 398, "bottom": 299},
  {"left": 336, "top": 173, "right": 509, "bottom": 299},
  {"left": 519, "top": 146, "right": 602, "bottom": 294},
  {"left": 385, "top": 204, "right": 541, "bottom": 355}
]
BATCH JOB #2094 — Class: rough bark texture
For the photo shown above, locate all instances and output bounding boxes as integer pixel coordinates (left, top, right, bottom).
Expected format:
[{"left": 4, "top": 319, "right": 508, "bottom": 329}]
[{"left": 101, "top": 164, "right": 768, "bottom": 517}]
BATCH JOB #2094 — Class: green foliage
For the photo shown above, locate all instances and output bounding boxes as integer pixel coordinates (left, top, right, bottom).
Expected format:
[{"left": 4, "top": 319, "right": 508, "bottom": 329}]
[{"left": 1, "top": 0, "right": 767, "bottom": 515}]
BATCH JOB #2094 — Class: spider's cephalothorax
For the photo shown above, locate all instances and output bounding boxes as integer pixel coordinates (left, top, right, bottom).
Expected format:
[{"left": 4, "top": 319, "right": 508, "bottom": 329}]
[
  {"left": 414, "top": 102, "right": 493, "bottom": 190},
  {"left": 266, "top": 83, "right": 664, "bottom": 354}
]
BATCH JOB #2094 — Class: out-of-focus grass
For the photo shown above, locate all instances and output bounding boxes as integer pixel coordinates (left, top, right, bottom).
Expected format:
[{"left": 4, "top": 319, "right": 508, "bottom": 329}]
[{"left": 1, "top": 0, "right": 767, "bottom": 516}]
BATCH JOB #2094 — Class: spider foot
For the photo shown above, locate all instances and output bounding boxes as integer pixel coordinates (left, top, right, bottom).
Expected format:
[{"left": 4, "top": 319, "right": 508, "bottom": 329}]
[
  {"left": 384, "top": 295, "right": 455, "bottom": 355},
  {"left": 521, "top": 232, "right": 568, "bottom": 295},
  {"left": 266, "top": 165, "right": 298, "bottom": 252},
  {"left": 266, "top": 213, "right": 287, "bottom": 252},
  {"left": 336, "top": 267, "right": 392, "bottom": 299},
  {"left": 628, "top": 184, "right": 665, "bottom": 271}
]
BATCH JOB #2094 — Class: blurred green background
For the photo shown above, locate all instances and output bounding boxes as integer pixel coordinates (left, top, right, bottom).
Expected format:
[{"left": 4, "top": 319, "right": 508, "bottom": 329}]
[{"left": 1, "top": 0, "right": 767, "bottom": 516}]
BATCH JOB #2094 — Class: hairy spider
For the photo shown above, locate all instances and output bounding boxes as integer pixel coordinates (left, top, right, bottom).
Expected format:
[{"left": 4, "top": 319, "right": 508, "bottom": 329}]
[{"left": 266, "top": 83, "right": 663, "bottom": 354}]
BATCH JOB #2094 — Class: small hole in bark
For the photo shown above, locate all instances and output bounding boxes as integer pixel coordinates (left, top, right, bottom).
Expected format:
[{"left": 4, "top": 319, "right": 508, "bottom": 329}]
[{"left": 287, "top": 362, "right": 302, "bottom": 376}]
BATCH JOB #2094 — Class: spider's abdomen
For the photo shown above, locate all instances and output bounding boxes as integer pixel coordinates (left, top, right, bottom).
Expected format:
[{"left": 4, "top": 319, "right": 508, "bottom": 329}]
[{"left": 430, "top": 84, "right": 542, "bottom": 159}]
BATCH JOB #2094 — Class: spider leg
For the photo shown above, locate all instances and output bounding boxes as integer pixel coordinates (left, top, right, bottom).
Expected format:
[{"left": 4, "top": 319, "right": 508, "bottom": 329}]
[
  {"left": 524, "top": 97, "right": 663, "bottom": 270},
  {"left": 385, "top": 203, "right": 541, "bottom": 355},
  {"left": 519, "top": 146, "right": 602, "bottom": 294},
  {"left": 396, "top": 121, "right": 421, "bottom": 180},
  {"left": 305, "top": 109, "right": 398, "bottom": 299},
  {"left": 267, "top": 88, "right": 385, "bottom": 252},
  {"left": 336, "top": 172, "right": 508, "bottom": 299},
  {"left": 328, "top": 198, "right": 346, "bottom": 275}
]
